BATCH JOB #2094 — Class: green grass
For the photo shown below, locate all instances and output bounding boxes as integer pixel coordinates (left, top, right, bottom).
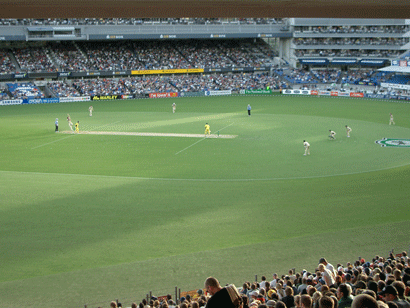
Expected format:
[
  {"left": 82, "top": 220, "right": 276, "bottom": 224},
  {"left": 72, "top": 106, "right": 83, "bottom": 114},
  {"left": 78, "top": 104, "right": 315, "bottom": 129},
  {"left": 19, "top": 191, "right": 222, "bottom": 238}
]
[{"left": 0, "top": 95, "right": 409, "bottom": 307}]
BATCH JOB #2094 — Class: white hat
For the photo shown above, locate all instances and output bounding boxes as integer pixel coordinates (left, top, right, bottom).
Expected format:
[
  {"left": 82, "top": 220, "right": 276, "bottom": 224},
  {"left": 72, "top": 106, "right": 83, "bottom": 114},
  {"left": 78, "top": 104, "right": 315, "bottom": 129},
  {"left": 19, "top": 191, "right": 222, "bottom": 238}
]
[{"left": 250, "top": 291, "right": 259, "bottom": 297}]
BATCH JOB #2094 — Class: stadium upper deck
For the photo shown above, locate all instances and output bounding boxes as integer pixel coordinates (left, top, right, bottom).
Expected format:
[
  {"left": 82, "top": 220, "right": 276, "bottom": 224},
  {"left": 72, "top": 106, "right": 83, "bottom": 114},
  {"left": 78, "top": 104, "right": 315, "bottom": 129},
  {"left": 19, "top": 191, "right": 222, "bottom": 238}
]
[{"left": 0, "top": 18, "right": 408, "bottom": 81}]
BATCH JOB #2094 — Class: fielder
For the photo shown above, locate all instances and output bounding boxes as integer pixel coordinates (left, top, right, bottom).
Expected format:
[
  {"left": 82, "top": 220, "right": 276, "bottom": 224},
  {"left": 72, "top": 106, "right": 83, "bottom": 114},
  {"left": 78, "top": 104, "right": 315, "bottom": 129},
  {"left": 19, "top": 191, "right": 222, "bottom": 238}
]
[
  {"left": 389, "top": 113, "right": 395, "bottom": 125},
  {"left": 204, "top": 123, "right": 211, "bottom": 137},
  {"left": 345, "top": 125, "right": 352, "bottom": 137},
  {"left": 329, "top": 130, "right": 336, "bottom": 140},
  {"left": 303, "top": 140, "right": 310, "bottom": 156},
  {"left": 89, "top": 105, "right": 93, "bottom": 117},
  {"left": 67, "top": 114, "right": 73, "bottom": 131},
  {"left": 75, "top": 121, "right": 80, "bottom": 133},
  {"left": 172, "top": 102, "right": 176, "bottom": 113}
]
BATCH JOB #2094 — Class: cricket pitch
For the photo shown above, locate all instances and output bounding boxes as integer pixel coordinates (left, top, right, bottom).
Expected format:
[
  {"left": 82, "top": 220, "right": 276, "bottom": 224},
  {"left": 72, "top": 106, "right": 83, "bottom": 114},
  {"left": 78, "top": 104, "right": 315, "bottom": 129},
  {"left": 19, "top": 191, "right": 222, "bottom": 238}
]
[{"left": 60, "top": 131, "right": 237, "bottom": 139}]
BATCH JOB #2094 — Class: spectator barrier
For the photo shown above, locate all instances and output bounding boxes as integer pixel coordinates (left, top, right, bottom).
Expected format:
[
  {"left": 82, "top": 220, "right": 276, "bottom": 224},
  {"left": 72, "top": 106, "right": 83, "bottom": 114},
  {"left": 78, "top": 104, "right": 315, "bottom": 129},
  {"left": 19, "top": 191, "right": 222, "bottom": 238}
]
[
  {"left": 0, "top": 99, "right": 23, "bottom": 106},
  {"left": 283, "top": 88, "right": 409, "bottom": 100},
  {"left": 240, "top": 89, "right": 273, "bottom": 94}
]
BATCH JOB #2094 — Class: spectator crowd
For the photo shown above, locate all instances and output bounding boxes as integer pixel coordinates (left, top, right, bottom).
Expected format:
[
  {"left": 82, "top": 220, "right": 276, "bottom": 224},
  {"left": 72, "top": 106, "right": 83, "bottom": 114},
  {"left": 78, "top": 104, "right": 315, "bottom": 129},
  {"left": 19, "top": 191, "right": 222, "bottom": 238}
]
[
  {"left": 0, "top": 38, "right": 277, "bottom": 74},
  {"left": 49, "top": 73, "right": 287, "bottom": 98},
  {"left": 2, "top": 68, "right": 407, "bottom": 100},
  {"left": 109, "top": 252, "right": 410, "bottom": 308}
]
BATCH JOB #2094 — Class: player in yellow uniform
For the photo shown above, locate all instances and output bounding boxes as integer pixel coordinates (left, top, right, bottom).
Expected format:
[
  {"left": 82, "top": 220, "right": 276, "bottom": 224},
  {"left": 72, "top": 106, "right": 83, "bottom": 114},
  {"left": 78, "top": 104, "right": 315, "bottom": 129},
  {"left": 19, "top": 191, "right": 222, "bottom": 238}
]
[
  {"left": 204, "top": 123, "right": 211, "bottom": 137},
  {"left": 75, "top": 121, "right": 80, "bottom": 133}
]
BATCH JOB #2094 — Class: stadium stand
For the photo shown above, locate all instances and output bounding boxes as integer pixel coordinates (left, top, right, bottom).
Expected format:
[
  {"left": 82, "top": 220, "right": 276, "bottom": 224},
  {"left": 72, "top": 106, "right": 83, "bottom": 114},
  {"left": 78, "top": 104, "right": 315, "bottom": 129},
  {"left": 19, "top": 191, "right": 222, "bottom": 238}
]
[
  {"left": 340, "top": 70, "right": 378, "bottom": 86},
  {"left": 0, "top": 50, "right": 16, "bottom": 74},
  {"left": 0, "top": 38, "right": 277, "bottom": 74},
  {"left": 104, "top": 251, "right": 410, "bottom": 308},
  {"left": 37, "top": 73, "right": 286, "bottom": 99},
  {"left": 0, "top": 18, "right": 407, "bottom": 99},
  {"left": 6, "top": 82, "right": 44, "bottom": 98},
  {"left": 386, "top": 74, "right": 410, "bottom": 85},
  {"left": 47, "top": 81, "right": 81, "bottom": 97},
  {"left": 13, "top": 46, "right": 56, "bottom": 72},
  {"left": 72, "top": 78, "right": 135, "bottom": 96},
  {"left": 280, "top": 69, "right": 318, "bottom": 84},
  {"left": 312, "top": 69, "right": 341, "bottom": 84},
  {"left": 0, "top": 18, "right": 283, "bottom": 26}
]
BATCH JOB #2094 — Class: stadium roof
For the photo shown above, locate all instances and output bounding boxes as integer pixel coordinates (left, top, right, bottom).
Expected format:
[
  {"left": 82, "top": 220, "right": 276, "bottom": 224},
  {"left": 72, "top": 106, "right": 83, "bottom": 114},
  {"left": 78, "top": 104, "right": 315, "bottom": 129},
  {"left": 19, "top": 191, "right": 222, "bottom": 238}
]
[{"left": 1, "top": 0, "right": 409, "bottom": 19}]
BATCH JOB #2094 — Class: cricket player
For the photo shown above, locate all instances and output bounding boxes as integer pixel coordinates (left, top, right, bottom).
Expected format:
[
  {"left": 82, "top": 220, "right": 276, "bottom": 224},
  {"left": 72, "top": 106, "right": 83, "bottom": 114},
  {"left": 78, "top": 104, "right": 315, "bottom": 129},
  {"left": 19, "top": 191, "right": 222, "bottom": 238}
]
[
  {"left": 67, "top": 114, "right": 73, "bottom": 131},
  {"left": 89, "top": 105, "right": 93, "bottom": 117},
  {"left": 75, "top": 121, "right": 80, "bottom": 133},
  {"left": 329, "top": 130, "right": 336, "bottom": 140},
  {"left": 172, "top": 102, "right": 176, "bottom": 113},
  {"left": 247, "top": 104, "right": 251, "bottom": 116},
  {"left": 345, "top": 125, "right": 352, "bottom": 137},
  {"left": 55, "top": 118, "right": 59, "bottom": 132},
  {"left": 204, "top": 123, "right": 211, "bottom": 137},
  {"left": 303, "top": 140, "right": 310, "bottom": 156},
  {"left": 389, "top": 113, "right": 395, "bottom": 125}
]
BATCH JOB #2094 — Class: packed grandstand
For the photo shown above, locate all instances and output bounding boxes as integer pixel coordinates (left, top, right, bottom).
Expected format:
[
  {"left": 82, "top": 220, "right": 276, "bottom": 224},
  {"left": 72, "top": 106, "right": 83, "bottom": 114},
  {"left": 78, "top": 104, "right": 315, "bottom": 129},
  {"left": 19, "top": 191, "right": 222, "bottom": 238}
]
[
  {"left": 0, "top": 18, "right": 409, "bottom": 104},
  {"left": 107, "top": 251, "right": 410, "bottom": 308}
]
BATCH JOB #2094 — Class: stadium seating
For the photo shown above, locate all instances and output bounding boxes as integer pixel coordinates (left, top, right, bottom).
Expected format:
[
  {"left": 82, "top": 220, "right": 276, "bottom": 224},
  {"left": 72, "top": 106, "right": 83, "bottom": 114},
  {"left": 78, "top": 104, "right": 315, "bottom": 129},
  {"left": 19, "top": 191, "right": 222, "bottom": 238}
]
[
  {"left": 38, "top": 73, "right": 286, "bottom": 98},
  {"left": 6, "top": 82, "right": 44, "bottom": 98},
  {"left": 107, "top": 251, "right": 410, "bottom": 308},
  {"left": 386, "top": 74, "right": 410, "bottom": 85},
  {"left": 0, "top": 38, "right": 277, "bottom": 74}
]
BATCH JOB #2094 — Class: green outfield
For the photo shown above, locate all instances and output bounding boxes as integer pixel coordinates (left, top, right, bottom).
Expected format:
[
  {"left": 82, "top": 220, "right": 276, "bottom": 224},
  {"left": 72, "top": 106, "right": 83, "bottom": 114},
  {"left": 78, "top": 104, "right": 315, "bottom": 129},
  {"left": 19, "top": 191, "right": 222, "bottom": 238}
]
[{"left": 0, "top": 95, "right": 409, "bottom": 307}]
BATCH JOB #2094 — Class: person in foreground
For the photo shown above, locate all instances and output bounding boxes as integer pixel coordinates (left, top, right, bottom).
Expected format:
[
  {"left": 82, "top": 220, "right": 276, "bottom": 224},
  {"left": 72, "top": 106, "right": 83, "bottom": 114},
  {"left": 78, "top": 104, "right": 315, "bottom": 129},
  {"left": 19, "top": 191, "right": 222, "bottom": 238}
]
[
  {"left": 351, "top": 294, "right": 378, "bottom": 308},
  {"left": 204, "top": 277, "right": 236, "bottom": 308}
]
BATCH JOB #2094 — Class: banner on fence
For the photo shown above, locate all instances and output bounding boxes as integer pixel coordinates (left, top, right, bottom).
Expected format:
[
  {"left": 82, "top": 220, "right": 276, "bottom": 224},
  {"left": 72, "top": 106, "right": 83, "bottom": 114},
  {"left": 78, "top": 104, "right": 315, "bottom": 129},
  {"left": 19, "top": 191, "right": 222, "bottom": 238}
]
[
  {"left": 0, "top": 99, "right": 23, "bottom": 106},
  {"left": 205, "top": 90, "right": 232, "bottom": 96},
  {"left": 149, "top": 92, "right": 178, "bottom": 98},
  {"left": 59, "top": 96, "right": 91, "bottom": 103},
  {"left": 26, "top": 98, "right": 60, "bottom": 104},
  {"left": 282, "top": 89, "right": 311, "bottom": 95},
  {"left": 240, "top": 89, "right": 273, "bottom": 95},
  {"left": 91, "top": 95, "right": 121, "bottom": 100}
]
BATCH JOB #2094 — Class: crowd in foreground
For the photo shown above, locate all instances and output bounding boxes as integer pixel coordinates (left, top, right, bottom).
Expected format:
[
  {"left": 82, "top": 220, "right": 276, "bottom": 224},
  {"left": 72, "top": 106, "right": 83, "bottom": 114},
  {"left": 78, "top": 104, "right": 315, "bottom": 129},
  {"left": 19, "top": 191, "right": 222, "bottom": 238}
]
[{"left": 107, "top": 252, "right": 410, "bottom": 308}]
